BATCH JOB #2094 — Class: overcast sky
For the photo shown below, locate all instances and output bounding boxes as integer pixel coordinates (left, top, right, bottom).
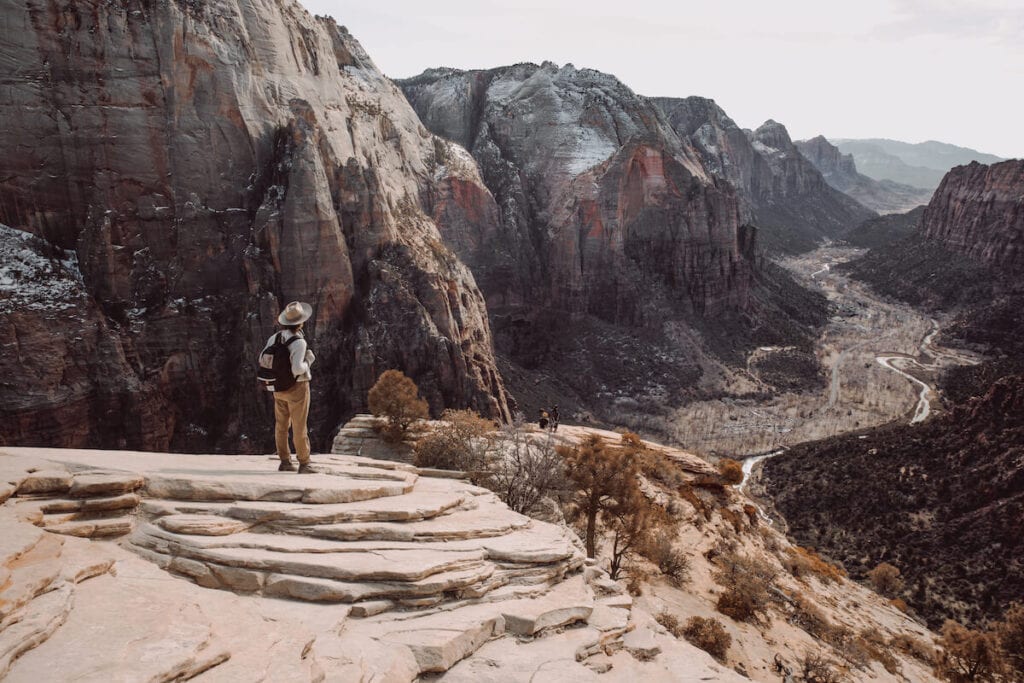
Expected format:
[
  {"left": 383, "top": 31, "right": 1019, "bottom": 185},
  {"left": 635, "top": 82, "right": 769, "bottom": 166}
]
[{"left": 302, "top": 0, "right": 1023, "bottom": 158}]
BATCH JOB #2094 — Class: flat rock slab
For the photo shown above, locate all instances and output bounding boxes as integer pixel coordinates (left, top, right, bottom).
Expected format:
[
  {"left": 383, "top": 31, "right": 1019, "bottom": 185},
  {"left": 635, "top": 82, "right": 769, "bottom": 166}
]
[
  {"left": 5, "top": 572, "right": 230, "bottom": 683},
  {"left": 145, "top": 471, "right": 413, "bottom": 504},
  {"left": 141, "top": 489, "right": 468, "bottom": 527},
  {"left": 380, "top": 612, "right": 502, "bottom": 674},
  {"left": 498, "top": 575, "right": 594, "bottom": 636},
  {"left": 46, "top": 517, "right": 133, "bottom": 539},
  {"left": 158, "top": 514, "right": 249, "bottom": 536},
  {"left": 15, "top": 470, "right": 71, "bottom": 496},
  {"left": 69, "top": 473, "right": 144, "bottom": 497}
]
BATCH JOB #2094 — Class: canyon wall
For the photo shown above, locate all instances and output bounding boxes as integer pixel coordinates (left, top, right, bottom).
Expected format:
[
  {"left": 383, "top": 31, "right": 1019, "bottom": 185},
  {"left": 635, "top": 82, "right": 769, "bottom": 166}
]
[{"left": 0, "top": 0, "right": 510, "bottom": 451}]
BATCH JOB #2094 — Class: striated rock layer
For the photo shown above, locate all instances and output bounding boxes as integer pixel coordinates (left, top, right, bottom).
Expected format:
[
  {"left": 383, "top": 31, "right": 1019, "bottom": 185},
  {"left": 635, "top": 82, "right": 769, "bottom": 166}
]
[
  {"left": 0, "top": 1, "right": 510, "bottom": 452},
  {"left": 919, "top": 160, "right": 1024, "bottom": 273},
  {"left": 653, "top": 98, "right": 877, "bottom": 253}
]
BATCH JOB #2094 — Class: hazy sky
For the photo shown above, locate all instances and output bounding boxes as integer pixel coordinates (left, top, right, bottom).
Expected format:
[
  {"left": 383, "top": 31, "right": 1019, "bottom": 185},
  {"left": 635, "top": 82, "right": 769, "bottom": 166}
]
[{"left": 302, "top": 0, "right": 1023, "bottom": 158}]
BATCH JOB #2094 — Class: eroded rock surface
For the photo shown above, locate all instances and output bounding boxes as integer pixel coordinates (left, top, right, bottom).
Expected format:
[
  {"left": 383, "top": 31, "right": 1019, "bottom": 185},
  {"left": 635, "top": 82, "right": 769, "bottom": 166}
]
[{"left": 0, "top": 0, "right": 510, "bottom": 453}]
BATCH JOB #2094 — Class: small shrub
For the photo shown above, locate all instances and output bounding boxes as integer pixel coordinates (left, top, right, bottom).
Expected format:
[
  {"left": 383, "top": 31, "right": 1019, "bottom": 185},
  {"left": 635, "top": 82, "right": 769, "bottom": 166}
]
[
  {"left": 682, "top": 616, "right": 731, "bottom": 662},
  {"left": 784, "top": 546, "right": 846, "bottom": 584},
  {"left": 488, "top": 417, "right": 565, "bottom": 517},
  {"left": 933, "top": 620, "right": 1005, "bottom": 683},
  {"left": 891, "top": 598, "right": 910, "bottom": 614},
  {"left": 856, "top": 628, "right": 902, "bottom": 675},
  {"left": 368, "top": 369, "right": 429, "bottom": 442},
  {"left": 714, "top": 552, "right": 774, "bottom": 623},
  {"left": 996, "top": 602, "right": 1024, "bottom": 676},
  {"left": 717, "top": 458, "right": 744, "bottom": 485},
  {"left": 643, "top": 530, "right": 691, "bottom": 586},
  {"left": 867, "top": 562, "right": 904, "bottom": 597},
  {"left": 656, "top": 610, "right": 684, "bottom": 638},
  {"left": 891, "top": 633, "right": 935, "bottom": 663},
  {"left": 800, "top": 651, "right": 846, "bottom": 683},
  {"left": 413, "top": 409, "right": 495, "bottom": 483}
]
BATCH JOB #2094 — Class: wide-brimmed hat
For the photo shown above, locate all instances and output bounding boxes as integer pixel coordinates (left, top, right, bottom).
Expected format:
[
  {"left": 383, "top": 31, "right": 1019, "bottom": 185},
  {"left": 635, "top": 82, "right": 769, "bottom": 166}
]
[{"left": 278, "top": 301, "right": 313, "bottom": 326}]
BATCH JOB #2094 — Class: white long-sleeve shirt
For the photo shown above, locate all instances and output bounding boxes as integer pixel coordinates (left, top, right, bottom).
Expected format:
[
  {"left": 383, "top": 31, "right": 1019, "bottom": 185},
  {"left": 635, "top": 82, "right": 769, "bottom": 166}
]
[{"left": 260, "top": 330, "right": 314, "bottom": 382}]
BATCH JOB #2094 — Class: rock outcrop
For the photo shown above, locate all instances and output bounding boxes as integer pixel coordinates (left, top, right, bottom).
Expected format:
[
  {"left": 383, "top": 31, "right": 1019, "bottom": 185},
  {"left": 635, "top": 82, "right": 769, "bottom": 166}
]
[
  {"left": 0, "top": 1, "right": 510, "bottom": 453},
  {"left": 401, "top": 64, "right": 750, "bottom": 322},
  {"left": 795, "top": 136, "right": 933, "bottom": 214},
  {"left": 653, "top": 98, "right": 877, "bottom": 253},
  {"left": 400, "top": 66, "right": 829, "bottom": 427},
  {"left": 0, "top": 445, "right": 748, "bottom": 681},
  {"left": 919, "top": 160, "right": 1024, "bottom": 273}
]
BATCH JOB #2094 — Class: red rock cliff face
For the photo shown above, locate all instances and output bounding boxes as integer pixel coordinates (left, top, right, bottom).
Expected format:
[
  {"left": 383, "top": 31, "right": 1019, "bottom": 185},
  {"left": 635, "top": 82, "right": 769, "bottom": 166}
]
[
  {"left": 0, "top": 1, "right": 510, "bottom": 451},
  {"left": 920, "top": 160, "right": 1024, "bottom": 273},
  {"left": 401, "top": 64, "right": 750, "bottom": 325}
]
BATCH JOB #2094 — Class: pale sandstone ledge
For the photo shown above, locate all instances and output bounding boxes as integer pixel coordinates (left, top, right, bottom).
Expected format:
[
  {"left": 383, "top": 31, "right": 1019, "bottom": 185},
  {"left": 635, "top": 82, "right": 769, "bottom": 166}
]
[
  {"left": 0, "top": 446, "right": 746, "bottom": 681},
  {"left": 1, "top": 443, "right": 942, "bottom": 682}
]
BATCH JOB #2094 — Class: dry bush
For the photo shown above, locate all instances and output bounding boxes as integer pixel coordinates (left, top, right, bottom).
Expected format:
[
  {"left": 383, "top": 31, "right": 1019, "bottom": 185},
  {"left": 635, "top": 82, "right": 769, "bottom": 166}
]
[
  {"left": 682, "top": 616, "right": 732, "bottom": 662},
  {"left": 488, "top": 417, "right": 565, "bottom": 517},
  {"left": 561, "top": 434, "right": 639, "bottom": 558},
  {"left": 717, "top": 458, "right": 744, "bottom": 485},
  {"left": 867, "top": 562, "right": 904, "bottom": 597},
  {"left": 368, "top": 369, "right": 429, "bottom": 442},
  {"left": 891, "top": 633, "right": 936, "bottom": 663},
  {"left": 642, "top": 530, "right": 691, "bottom": 586},
  {"left": 742, "top": 504, "right": 760, "bottom": 526},
  {"left": 783, "top": 546, "right": 846, "bottom": 584},
  {"left": 800, "top": 651, "right": 846, "bottom": 683},
  {"left": 656, "top": 611, "right": 684, "bottom": 638},
  {"left": 995, "top": 602, "right": 1024, "bottom": 677},
  {"left": 678, "top": 482, "right": 713, "bottom": 521},
  {"left": 605, "top": 487, "right": 659, "bottom": 580},
  {"left": 933, "top": 619, "right": 1005, "bottom": 683},
  {"left": 719, "top": 507, "right": 745, "bottom": 533},
  {"left": 856, "top": 628, "right": 902, "bottom": 675},
  {"left": 636, "top": 448, "right": 688, "bottom": 490},
  {"left": 412, "top": 409, "right": 495, "bottom": 482},
  {"left": 713, "top": 552, "right": 775, "bottom": 623},
  {"left": 891, "top": 598, "right": 910, "bottom": 614}
]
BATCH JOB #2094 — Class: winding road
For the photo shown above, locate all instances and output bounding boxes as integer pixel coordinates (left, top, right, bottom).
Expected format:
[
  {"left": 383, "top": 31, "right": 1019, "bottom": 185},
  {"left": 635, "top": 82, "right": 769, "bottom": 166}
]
[{"left": 736, "top": 262, "right": 980, "bottom": 514}]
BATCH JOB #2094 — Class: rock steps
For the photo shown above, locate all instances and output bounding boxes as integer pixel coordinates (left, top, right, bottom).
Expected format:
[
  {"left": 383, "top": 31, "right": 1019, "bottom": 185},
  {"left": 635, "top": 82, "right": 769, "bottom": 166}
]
[{"left": 7, "top": 467, "right": 142, "bottom": 540}]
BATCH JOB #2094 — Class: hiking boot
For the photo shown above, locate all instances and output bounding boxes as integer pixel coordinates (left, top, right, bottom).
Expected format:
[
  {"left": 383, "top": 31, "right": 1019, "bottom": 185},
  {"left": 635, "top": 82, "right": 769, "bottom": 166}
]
[
  {"left": 297, "top": 463, "right": 318, "bottom": 474},
  {"left": 278, "top": 460, "right": 296, "bottom": 472}
]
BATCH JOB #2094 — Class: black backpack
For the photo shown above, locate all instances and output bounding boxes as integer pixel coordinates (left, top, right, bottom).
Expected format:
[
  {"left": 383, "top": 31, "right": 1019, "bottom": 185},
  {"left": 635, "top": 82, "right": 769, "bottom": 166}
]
[{"left": 257, "top": 333, "right": 301, "bottom": 393}]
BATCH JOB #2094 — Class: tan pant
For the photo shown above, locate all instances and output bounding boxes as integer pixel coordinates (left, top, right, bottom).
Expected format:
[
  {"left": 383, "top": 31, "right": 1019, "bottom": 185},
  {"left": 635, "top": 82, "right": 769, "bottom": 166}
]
[{"left": 274, "top": 381, "right": 310, "bottom": 464}]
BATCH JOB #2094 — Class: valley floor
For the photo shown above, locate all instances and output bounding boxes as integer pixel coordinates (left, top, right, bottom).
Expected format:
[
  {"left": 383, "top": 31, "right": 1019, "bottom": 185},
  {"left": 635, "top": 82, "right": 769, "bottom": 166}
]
[{"left": 665, "top": 245, "right": 981, "bottom": 458}]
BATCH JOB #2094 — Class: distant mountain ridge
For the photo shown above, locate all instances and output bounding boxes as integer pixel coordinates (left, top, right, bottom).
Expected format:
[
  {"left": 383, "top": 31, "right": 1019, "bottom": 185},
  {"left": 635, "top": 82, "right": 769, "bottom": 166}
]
[
  {"left": 795, "top": 136, "right": 933, "bottom": 214},
  {"left": 832, "top": 138, "right": 1006, "bottom": 191}
]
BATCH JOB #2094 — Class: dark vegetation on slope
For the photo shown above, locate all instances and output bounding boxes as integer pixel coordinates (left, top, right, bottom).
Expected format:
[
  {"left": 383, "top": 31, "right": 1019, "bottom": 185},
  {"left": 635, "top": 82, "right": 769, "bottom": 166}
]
[
  {"left": 768, "top": 161, "right": 1024, "bottom": 630},
  {"left": 763, "top": 375, "right": 1024, "bottom": 629},
  {"left": 842, "top": 206, "right": 925, "bottom": 250}
]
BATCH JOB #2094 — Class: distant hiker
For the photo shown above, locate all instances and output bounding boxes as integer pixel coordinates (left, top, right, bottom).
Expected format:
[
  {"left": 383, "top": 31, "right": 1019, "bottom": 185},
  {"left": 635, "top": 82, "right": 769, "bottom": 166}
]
[
  {"left": 258, "top": 301, "right": 317, "bottom": 473},
  {"left": 550, "top": 405, "right": 559, "bottom": 432},
  {"left": 538, "top": 409, "right": 549, "bottom": 430}
]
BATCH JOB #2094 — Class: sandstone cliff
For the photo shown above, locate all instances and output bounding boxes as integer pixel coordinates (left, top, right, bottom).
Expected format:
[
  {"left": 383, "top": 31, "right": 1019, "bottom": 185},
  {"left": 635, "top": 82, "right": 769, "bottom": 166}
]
[
  {"left": 919, "top": 160, "right": 1024, "bottom": 273},
  {"left": 795, "top": 136, "right": 933, "bottom": 215},
  {"left": 401, "top": 66, "right": 828, "bottom": 428},
  {"left": 0, "top": 1, "right": 510, "bottom": 451},
  {"left": 653, "top": 98, "right": 877, "bottom": 253}
]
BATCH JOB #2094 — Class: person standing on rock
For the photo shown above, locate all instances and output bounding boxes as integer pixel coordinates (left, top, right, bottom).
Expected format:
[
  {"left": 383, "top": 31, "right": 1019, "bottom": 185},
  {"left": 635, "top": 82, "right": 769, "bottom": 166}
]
[{"left": 258, "top": 301, "right": 317, "bottom": 473}]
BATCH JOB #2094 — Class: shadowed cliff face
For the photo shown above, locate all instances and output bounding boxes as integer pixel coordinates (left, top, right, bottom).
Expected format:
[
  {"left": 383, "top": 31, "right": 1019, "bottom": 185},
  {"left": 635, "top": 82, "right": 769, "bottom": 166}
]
[
  {"left": 653, "top": 98, "right": 877, "bottom": 253},
  {"left": 0, "top": 1, "right": 510, "bottom": 451},
  {"left": 401, "top": 66, "right": 827, "bottom": 428},
  {"left": 920, "top": 160, "right": 1024, "bottom": 273}
]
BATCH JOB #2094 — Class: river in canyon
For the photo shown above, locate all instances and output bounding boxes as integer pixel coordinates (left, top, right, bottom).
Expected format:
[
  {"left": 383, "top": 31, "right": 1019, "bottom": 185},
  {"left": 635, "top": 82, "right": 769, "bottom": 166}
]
[{"left": 664, "top": 245, "right": 981, "bottom": 499}]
